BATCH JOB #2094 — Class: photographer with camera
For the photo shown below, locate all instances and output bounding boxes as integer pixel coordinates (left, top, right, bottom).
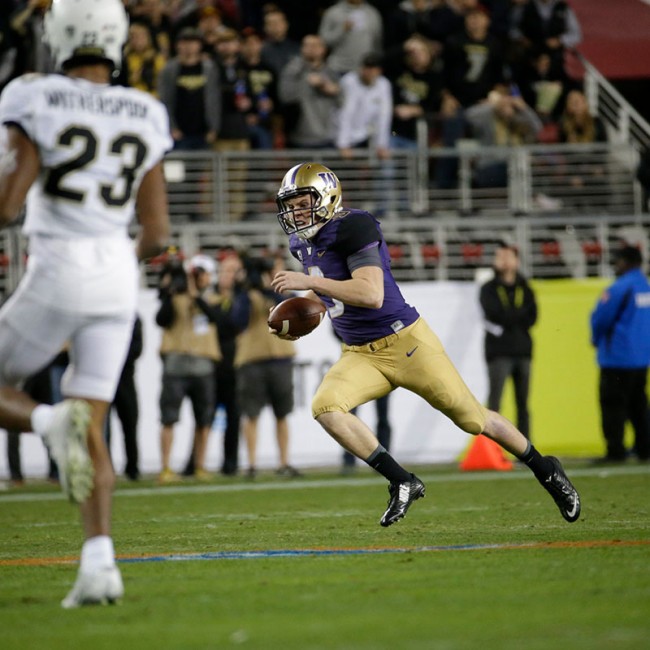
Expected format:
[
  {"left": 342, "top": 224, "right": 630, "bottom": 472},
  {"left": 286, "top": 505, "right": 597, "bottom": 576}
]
[
  {"left": 181, "top": 252, "right": 247, "bottom": 477},
  {"left": 156, "top": 251, "right": 222, "bottom": 482},
  {"left": 231, "top": 252, "right": 300, "bottom": 478}
]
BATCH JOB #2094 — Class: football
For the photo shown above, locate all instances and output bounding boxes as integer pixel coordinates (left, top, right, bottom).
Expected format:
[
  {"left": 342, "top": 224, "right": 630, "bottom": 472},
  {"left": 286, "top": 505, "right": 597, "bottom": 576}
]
[{"left": 268, "top": 297, "right": 327, "bottom": 337}]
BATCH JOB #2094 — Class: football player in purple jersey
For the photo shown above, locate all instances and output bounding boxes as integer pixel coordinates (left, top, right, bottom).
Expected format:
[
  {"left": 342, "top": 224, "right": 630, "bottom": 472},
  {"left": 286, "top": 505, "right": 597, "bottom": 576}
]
[{"left": 271, "top": 162, "right": 581, "bottom": 527}]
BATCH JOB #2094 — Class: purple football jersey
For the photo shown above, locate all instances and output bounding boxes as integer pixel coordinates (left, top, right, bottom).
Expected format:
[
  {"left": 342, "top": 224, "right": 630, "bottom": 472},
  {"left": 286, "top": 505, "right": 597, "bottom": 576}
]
[{"left": 289, "top": 209, "right": 419, "bottom": 345}]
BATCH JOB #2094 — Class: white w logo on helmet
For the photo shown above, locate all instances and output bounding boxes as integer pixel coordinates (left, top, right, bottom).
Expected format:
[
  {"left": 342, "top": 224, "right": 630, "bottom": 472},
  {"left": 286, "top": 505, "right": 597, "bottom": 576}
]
[{"left": 276, "top": 162, "right": 343, "bottom": 240}]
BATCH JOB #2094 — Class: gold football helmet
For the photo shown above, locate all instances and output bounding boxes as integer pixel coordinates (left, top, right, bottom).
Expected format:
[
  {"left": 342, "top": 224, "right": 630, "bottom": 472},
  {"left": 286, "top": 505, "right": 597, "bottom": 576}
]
[{"left": 276, "top": 163, "right": 342, "bottom": 240}]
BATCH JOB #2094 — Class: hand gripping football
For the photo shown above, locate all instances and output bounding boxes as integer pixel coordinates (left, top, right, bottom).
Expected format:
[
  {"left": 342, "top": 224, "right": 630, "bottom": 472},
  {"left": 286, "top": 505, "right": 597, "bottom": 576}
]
[{"left": 268, "top": 297, "right": 326, "bottom": 337}]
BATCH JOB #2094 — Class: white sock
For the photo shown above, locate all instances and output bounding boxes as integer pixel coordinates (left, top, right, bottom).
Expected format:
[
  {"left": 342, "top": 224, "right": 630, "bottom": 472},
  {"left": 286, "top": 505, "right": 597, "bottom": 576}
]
[
  {"left": 31, "top": 404, "right": 54, "bottom": 436},
  {"left": 80, "top": 536, "right": 116, "bottom": 573}
]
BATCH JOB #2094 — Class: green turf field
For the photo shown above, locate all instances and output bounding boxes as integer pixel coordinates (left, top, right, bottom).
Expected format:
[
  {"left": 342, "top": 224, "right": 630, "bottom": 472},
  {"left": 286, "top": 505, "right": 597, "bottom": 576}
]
[{"left": 1, "top": 463, "right": 649, "bottom": 650}]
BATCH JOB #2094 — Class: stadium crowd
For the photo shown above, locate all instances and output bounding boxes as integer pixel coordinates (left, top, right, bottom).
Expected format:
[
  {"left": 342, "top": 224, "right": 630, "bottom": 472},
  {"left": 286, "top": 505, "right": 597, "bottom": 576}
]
[
  {"left": 2, "top": 0, "right": 641, "bottom": 612},
  {"left": 2, "top": 0, "right": 630, "bottom": 486},
  {"left": 1, "top": 0, "right": 602, "bottom": 176}
]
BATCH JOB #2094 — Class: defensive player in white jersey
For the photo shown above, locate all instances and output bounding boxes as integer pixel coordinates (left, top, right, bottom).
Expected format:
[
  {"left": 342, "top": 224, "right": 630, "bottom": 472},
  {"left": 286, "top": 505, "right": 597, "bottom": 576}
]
[{"left": 0, "top": 0, "right": 171, "bottom": 607}]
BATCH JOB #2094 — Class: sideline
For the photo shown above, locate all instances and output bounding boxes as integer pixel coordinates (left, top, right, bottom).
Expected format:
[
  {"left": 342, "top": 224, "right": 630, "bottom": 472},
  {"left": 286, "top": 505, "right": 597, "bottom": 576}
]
[{"left": 1, "top": 463, "right": 648, "bottom": 503}]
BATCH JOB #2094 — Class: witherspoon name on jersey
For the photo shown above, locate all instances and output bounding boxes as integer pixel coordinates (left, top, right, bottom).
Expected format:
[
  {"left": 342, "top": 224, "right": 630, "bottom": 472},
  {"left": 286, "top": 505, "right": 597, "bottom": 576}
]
[{"left": 44, "top": 88, "right": 150, "bottom": 118}]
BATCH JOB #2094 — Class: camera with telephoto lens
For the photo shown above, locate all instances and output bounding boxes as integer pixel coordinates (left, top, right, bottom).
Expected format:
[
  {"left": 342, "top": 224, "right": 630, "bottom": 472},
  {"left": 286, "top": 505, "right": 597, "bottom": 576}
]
[
  {"left": 240, "top": 255, "right": 274, "bottom": 291},
  {"left": 159, "top": 255, "right": 188, "bottom": 294}
]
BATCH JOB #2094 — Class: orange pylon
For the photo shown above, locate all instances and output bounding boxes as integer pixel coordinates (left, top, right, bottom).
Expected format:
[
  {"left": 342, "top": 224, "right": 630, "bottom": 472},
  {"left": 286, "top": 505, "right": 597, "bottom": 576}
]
[{"left": 460, "top": 435, "right": 513, "bottom": 471}]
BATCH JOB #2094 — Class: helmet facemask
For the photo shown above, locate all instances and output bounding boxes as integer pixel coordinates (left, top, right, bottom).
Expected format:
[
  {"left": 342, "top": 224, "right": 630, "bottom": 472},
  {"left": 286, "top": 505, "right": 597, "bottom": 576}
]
[
  {"left": 276, "top": 163, "right": 342, "bottom": 240},
  {"left": 276, "top": 189, "right": 329, "bottom": 240}
]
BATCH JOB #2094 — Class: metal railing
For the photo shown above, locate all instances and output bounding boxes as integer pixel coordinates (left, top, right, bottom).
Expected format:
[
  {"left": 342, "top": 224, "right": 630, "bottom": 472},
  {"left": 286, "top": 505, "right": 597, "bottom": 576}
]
[
  {"left": 129, "top": 214, "right": 647, "bottom": 286},
  {"left": 3, "top": 53, "right": 650, "bottom": 295},
  {"left": 161, "top": 142, "right": 642, "bottom": 225},
  {"left": 1, "top": 150, "right": 647, "bottom": 294},
  {"left": 580, "top": 55, "right": 650, "bottom": 150}
]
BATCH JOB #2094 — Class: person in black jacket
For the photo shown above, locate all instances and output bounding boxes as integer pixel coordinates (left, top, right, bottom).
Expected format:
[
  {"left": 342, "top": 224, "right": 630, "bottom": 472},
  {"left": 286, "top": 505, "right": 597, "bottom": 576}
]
[
  {"left": 182, "top": 252, "right": 245, "bottom": 476},
  {"left": 479, "top": 243, "right": 538, "bottom": 440}
]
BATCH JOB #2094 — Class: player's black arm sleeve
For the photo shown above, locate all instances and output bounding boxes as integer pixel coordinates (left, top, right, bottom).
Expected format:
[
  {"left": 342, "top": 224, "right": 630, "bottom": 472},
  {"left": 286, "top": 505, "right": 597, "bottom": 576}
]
[{"left": 333, "top": 212, "right": 383, "bottom": 271}]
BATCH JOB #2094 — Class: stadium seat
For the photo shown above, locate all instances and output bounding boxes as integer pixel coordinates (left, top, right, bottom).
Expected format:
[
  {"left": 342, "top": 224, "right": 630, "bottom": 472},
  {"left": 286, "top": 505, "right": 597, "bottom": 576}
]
[
  {"left": 541, "top": 240, "right": 562, "bottom": 261},
  {"left": 461, "top": 243, "right": 484, "bottom": 265},
  {"left": 421, "top": 244, "right": 441, "bottom": 265}
]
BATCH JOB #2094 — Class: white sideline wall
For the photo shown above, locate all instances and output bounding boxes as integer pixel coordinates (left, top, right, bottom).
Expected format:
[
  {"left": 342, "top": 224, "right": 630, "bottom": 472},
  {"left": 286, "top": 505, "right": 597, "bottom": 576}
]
[{"left": 1, "top": 282, "right": 488, "bottom": 478}]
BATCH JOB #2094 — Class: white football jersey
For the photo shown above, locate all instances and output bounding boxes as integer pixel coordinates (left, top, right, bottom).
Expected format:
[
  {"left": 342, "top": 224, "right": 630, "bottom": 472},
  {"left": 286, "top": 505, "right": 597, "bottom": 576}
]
[{"left": 0, "top": 73, "right": 172, "bottom": 237}]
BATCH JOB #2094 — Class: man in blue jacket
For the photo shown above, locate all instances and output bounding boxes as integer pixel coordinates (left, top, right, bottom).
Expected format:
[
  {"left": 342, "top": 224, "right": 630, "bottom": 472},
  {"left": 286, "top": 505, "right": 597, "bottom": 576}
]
[{"left": 591, "top": 246, "right": 650, "bottom": 462}]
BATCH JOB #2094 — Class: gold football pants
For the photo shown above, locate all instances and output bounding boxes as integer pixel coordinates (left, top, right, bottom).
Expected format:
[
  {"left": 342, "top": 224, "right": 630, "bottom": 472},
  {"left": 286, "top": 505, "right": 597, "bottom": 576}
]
[{"left": 312, "top": 318, "right": 487, "bottom": 434}]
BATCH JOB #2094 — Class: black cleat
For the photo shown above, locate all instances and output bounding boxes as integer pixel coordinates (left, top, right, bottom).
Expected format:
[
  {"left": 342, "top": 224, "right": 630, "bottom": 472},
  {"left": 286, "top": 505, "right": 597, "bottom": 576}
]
[
  {"left": 542, "top": 456, "right": 581, "bottom": 522},
  {"left": 380, "top": 474, "right": 426, "bottom": 527}
]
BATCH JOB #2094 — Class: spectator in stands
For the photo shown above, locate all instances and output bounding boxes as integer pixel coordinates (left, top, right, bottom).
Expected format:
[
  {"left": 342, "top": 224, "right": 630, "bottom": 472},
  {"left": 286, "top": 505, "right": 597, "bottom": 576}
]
[
  {"left": 476, "top": 0, "right": 512, "bottom": 42},
  {"left": 479, "top": 243, "right": 538, "bottom": 440},
  {"left": 260, "top": 6, "right": 300, "bottom": 78},
  {"left": 270, "top": 0, "right": 334, "bottom": 42},
  {"left": 387, "top": 35, "right": 444, "bottom": 150},
  {"left": 173, "top": 0, "right": 240, "bottom": 42},
  {"left": 436, "top": 4, "right": 507, "bottom": 188},
  {"left": 442, "top": 5, "right": 506, "bottom": 111},
  {"left": 590, "top": 245, "right": 650, "bottom": 463},
  {"left": 510, "top": 0, "right": 582, "bottom": 81},
  {"left": 231, "top": 254, "right": 300, "bottom": 479},
  {"left": 0, "top": 8, "right": 19, "bottom": 92},
  {"left": 559, "top": 89, "right": 607, "bottom": 145},
  {"left": 240, "top": 27, "right": 278, "bottom": 150},
  {"left": 9, "top": 0, "right": 52, "bottom": 74},
  {"left": 318, "top": 0, "right": 384, "bottom": 75},
  {"left": 335, "top": 52, "right": 392, "bottom": 160},
  {"left": 156, "top": 253, "right": 221, "bottom": 482},
  {"left": 129, "top": 0, "right": 174, "bottom": 58},
  {"left": 158, "top": 27, "right": 221, "bottom": 150},
  {"left": 515, "top": 46, "right": 570, "bottom": 133},
  {"left": 278, "top": 34, "right": 340, "bottom": 149},
  {"left": 425, "top": 0, "right": 468, "bottom": 44},
  {"left": 212, "top": 28, "right": 252, "bottom": 218},
  {"left": 557, "top": 89, "right": 609, "bottom": 209},
  {"left": 119, "top": 20, "right": 168, "bottom": 97},
  {"left": 211, "top": 29, "right": 251, "bottom": 151},
  {"left": 336, "top": 52, "right": 393, "bottom": 215},
  {"left": 196, "top": 5, "right": 227, "bottom": 53},
  {"left": 383, "top": 0, "right": 445, "bottom": 67},
  {"left": 213, "top": 0, "right": 241, "bottom": 28},
  {"left": 238, "top": 0, "right": 264, "bottom": 31},
  {"left": 465, "top": 89, "right": 542, "bottom": 188}
]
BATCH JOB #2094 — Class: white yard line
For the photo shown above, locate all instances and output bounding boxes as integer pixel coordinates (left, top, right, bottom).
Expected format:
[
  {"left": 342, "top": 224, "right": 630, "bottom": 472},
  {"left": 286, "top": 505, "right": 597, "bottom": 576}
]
[{"left": 0, "top": 464, "right": 647, "bottom": 504}]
